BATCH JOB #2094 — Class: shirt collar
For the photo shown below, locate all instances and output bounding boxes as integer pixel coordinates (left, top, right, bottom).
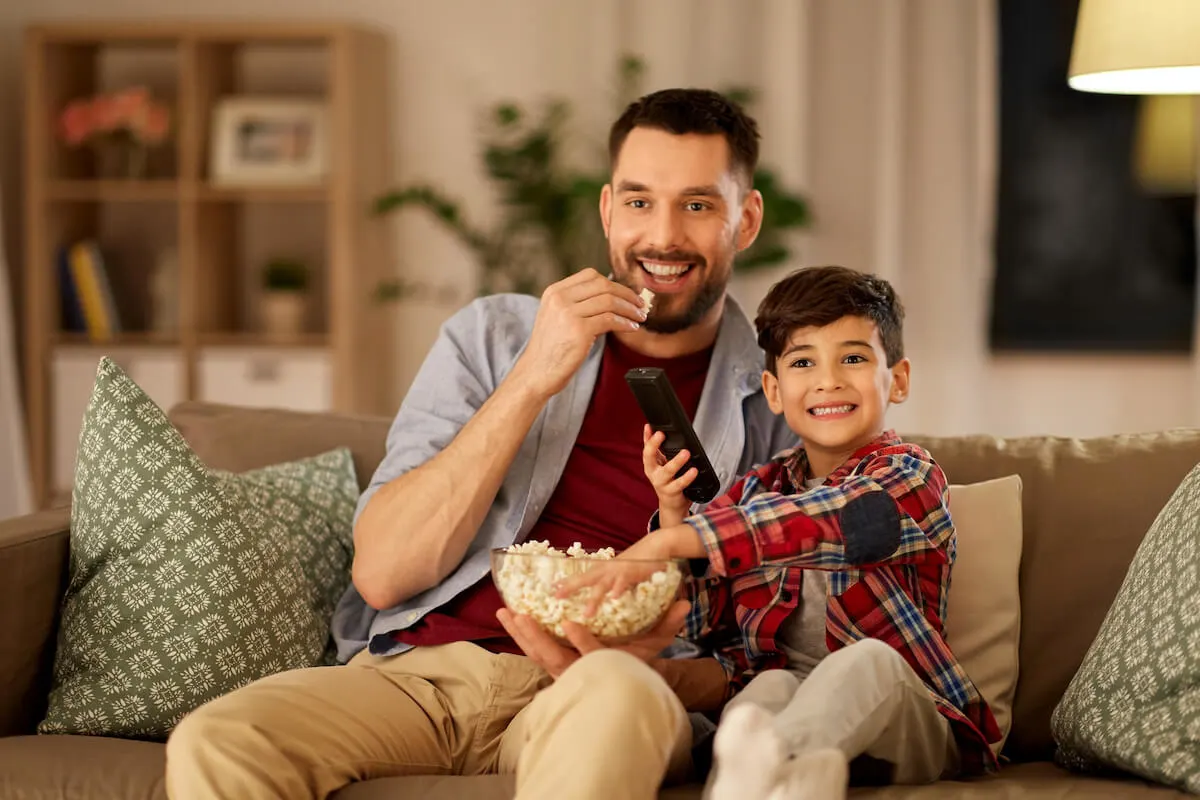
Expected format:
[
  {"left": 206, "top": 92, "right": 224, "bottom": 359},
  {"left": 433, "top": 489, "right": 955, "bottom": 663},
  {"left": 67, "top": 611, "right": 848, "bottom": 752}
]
[{"left": 784, "top": 429, "right": 902, "bottom": 488}]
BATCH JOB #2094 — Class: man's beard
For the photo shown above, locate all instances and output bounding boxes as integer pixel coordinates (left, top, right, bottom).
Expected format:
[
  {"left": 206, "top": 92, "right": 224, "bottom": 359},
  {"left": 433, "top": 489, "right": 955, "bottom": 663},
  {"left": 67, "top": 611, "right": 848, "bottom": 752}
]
[{"left": 611, "top": 248, "right": 730, "bottom": 334}]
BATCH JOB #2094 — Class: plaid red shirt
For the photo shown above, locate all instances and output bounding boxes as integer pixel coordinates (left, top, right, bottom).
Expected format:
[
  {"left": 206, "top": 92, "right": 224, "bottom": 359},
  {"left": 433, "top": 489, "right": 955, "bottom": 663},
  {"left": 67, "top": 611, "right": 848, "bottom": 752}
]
[{"left": 677, "top": 430, "right": 1003, "bottom": 775}]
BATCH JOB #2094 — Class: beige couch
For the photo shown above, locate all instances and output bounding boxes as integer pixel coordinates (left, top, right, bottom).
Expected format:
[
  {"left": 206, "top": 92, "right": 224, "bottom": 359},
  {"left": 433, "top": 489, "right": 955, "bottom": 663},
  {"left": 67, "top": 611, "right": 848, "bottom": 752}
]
[{"left": 1, "top": 401, "right": 1196, "bottom": 799}]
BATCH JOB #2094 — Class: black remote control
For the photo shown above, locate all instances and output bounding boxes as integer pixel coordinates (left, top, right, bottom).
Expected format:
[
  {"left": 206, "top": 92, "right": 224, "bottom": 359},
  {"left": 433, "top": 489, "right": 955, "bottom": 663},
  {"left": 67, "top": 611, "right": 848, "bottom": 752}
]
[{"left": 625, "top": 367, "right": 722, "bottom": 504}]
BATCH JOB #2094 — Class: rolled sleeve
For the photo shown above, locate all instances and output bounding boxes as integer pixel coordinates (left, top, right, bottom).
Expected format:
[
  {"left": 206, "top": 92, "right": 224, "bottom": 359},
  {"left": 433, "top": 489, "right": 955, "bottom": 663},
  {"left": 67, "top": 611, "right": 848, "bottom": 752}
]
[{"left": 686, "top": 505, "right": 764, "bottom": 577}]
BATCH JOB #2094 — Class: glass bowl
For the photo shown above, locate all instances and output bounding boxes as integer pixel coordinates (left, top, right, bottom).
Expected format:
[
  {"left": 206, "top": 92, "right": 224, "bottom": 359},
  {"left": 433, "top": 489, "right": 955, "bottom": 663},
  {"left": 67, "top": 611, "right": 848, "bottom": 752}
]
[{"left": 491, "top": 543, "right": 685, "bottom": 644}]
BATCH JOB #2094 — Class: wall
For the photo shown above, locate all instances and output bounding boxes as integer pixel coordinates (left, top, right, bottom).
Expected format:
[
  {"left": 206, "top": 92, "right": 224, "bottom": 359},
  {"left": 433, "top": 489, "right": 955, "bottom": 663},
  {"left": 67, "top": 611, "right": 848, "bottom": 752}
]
[{"left": 0, "top": 0, "right": 1195, "bottom": 440}]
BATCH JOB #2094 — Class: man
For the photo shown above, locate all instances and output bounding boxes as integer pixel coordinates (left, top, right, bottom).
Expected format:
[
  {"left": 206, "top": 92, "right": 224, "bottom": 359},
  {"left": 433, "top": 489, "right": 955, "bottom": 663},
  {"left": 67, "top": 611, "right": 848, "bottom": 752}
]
[{"left": 165, "top": 88, "right": 797, "bottom": 800}]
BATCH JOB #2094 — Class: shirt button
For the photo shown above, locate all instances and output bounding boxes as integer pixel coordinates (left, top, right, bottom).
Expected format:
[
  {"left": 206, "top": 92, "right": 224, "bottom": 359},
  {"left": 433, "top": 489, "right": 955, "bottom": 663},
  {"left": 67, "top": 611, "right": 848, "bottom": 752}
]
[
  {"left": 780, "top": 590, "right": 793, "bottom": 603},
  {"left": 729, "top": 557, "right": 741, "bottom": 569},
  {"left": 406, "top": 611, "right": 418, "bottom": 623}
]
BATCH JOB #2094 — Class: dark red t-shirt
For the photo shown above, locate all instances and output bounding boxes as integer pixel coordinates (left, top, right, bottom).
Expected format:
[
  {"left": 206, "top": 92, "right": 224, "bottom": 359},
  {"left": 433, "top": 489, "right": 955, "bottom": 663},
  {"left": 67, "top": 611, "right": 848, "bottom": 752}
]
[{"left": 393, "top": 335, "right": 713, "bottom": 654}]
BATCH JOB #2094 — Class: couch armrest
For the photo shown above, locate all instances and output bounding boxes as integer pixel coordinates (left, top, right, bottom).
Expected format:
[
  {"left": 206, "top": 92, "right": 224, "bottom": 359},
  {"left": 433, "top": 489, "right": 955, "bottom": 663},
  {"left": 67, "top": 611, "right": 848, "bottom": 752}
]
[{"left": 0, "top": 508, "right": 70, "bottom": 736}]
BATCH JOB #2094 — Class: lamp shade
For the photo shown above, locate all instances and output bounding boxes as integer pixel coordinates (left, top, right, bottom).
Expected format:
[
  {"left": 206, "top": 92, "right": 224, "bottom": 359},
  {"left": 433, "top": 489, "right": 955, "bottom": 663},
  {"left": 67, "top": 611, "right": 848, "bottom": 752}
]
[
  {"left": 1069, "top": 0, "right": 1200, "bottom": 94},
  {"left": 1134, "top": 94, "right": 1196, "bottom": 192}
]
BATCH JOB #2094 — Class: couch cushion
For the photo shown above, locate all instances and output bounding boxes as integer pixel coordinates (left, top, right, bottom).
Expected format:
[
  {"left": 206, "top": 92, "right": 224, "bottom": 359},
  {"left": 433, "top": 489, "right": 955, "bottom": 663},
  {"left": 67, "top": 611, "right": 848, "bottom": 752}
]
[
  {"left": 944, "top": 475, "right": 1023, "bottom": 753},
  {"left": 844, "top": 762, "right": 1192, "bottom": 798},
  {"left": 906, "top": 429, "right": 1200, "bottom": 762},
  {"left": 1, "top": 741, "right": 1184, "bottom": 799},
  {"left": 39, "top": 359, "right": 359, "bottom": 739},
  {"left": 168, "top": 401, "right": 391, "bottom": 490},
  {"left": 1050, "top": 463, "right": 1200, "bottom": 793},
  {"left": 0, "top": 735, "right": 166, "bottom": 799}
]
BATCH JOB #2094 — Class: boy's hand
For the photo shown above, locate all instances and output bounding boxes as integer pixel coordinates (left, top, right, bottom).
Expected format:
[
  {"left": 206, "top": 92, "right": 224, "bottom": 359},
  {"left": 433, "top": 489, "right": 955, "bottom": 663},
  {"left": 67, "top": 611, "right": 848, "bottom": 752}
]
[
  {"left": 643, "top": 424, "right": 697, "bottom": 528},
  {"left": 554, "top": 527, "right": 704, "bottom": 617}
]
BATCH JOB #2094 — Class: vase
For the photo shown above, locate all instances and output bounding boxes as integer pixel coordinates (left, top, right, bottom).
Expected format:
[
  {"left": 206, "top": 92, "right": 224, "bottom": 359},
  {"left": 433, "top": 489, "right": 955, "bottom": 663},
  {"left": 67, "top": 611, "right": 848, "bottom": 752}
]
[
  {"left": 261, "top": 292, "right": 307, "bottom": 341},
  {"left": 94, "top": 139, "right": 148, "bottom": 180}
]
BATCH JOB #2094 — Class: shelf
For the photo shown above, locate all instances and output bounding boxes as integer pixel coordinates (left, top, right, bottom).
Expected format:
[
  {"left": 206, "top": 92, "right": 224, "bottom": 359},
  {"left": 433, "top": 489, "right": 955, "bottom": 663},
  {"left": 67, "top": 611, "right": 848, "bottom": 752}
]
[
  {"left": 46, "top": 180, "right": 181, "bottom": 203},
  {"left": 54, "top": 331, "right": 181, "bottom": 348},
  {"left": 195, "top": 184, "right": 329, "bottom": 203},
  {"left": 197, "top": 332, "right": 329, "bottom": 349}
]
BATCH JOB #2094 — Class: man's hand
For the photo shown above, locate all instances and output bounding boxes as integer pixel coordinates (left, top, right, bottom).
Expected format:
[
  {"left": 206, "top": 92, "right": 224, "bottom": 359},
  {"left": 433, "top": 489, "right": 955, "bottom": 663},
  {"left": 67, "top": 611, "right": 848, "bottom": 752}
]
[
  {"left": 496, "top": 600, "right": 690, "bottom": 679},
  {"left": 509, "top": 268, "right": 647, "bottom": 401},
  {"left": 643, "top": 425, "right": 698, "bottom": 528}
]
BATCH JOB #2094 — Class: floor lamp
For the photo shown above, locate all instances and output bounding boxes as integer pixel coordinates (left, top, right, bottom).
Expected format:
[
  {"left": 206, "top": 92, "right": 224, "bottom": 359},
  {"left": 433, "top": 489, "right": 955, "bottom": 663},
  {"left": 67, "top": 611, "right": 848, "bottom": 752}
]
[{"left": 1070, "top": 0, "right": 1200, "bottom": 417}]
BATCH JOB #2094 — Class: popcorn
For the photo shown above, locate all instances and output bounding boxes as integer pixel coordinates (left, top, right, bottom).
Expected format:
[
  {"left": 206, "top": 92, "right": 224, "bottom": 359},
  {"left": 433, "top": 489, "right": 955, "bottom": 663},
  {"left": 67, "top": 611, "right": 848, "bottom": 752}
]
[
  {"left": 494, "top": 540, "right": 681, "bottom": 640},
  {"left": 639, "top": 288, "right": 655, "bottom": 311}
]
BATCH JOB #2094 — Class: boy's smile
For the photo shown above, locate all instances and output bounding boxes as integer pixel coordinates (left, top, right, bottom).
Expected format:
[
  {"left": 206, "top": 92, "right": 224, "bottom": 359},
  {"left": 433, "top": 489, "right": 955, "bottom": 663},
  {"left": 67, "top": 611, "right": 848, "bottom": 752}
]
[{"left": 762, "top": 315, "right": 910, "bottom": 479}]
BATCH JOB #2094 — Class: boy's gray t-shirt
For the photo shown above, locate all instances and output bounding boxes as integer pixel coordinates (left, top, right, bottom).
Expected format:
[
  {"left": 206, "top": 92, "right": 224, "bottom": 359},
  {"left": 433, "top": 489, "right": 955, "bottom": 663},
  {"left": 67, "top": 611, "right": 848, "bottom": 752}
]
[{"left": 777, "top": 475, "right": 832, "bottom": 679}]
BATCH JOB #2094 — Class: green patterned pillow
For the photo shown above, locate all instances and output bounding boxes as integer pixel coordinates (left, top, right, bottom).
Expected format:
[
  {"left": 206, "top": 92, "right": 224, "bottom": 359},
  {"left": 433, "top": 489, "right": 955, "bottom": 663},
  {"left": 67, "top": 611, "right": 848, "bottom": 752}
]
[
  {"left": 1051, "top": 462, "right": 1200, "bottom": 793},
  {"left": 39, "top": 357, "right": 359, "bottom": 739}
]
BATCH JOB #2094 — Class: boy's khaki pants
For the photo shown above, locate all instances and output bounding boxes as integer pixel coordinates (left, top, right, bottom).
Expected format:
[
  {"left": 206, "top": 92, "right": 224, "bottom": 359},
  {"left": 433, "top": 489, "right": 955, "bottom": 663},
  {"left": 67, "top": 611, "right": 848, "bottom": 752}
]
[
  {"left": 717, "top": 638, "right": 959, "bottom": 786},
  {"left": 165, "top": 641, "right": 692, "bottom": 800}
]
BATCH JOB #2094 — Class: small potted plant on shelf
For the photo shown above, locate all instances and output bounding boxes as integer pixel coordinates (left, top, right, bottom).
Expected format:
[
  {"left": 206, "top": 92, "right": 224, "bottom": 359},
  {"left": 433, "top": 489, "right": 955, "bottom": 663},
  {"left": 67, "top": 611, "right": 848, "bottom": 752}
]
[
  {"left": 58, "top": 86, "right": 172, "bottom": 180},
  {"left": 260, "top": 257, "right": 309, "bottom": 341}
]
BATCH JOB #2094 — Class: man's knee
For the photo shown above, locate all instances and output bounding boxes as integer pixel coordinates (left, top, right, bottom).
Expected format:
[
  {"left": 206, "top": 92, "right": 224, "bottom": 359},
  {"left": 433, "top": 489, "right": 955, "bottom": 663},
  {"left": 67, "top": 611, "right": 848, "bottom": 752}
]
[
  {"left": 167, "top": 694, "right": 264, "bottom": 767},
  {"left": 556, "top": 651, "right": 682, "bottom": 721},
  {"left": 168, "top": 702, "right": 224, "bottom": 762}
]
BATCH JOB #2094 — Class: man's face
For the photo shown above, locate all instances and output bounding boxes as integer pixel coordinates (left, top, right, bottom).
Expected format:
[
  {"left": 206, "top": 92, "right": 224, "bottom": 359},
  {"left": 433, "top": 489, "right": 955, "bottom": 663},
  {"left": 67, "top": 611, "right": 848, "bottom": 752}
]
[{"left": 600, "top": 127, "right": 762, "bottom": 333}]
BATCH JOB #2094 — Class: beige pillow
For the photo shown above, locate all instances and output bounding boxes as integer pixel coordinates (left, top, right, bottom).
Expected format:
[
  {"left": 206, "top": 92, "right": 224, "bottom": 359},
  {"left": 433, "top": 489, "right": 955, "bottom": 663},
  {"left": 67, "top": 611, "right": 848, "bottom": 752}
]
[{"left": 945, "top": 474, "right": 1024, "bottom": 754}]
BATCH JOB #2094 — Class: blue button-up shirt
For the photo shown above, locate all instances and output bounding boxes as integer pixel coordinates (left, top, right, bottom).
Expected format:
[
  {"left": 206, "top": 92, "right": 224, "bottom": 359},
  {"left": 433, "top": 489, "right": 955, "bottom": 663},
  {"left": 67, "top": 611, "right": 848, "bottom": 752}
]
[{"left": 331, "top": 292, "right": 797, "bottom": 662}]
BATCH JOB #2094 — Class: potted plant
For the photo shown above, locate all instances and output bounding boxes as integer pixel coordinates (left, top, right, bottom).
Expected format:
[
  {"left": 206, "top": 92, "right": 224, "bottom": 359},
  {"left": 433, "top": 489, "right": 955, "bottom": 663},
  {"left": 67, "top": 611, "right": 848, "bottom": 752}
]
[{"left": 260, "top": 257, "right": 308, "bottom": 340}]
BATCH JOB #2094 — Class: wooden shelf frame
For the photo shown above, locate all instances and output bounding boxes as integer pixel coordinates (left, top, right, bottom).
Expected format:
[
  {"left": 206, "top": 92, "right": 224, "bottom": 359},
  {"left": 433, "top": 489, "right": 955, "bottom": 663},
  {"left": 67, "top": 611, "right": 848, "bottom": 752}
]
[{"left": 22, "top": 20, "right": 397, "bottom": 508}]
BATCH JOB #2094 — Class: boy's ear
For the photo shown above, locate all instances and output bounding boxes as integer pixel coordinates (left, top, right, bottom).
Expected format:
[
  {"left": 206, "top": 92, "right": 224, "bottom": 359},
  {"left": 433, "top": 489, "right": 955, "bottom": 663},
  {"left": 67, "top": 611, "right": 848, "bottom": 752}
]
[
  {"left": 599, "top": 183, "right": 613, "bottom": 238},
  {"left": 889, "top": 358, "right": 911, "bottom": 405},
  {"left": 762, "top": 368, "right": 784, "bottom": 415}
]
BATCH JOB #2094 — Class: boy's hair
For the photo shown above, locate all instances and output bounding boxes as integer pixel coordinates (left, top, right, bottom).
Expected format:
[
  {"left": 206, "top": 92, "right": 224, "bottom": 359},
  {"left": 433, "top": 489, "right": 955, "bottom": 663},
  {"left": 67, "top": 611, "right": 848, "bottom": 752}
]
[
  {"left": 608, "top": 88, "right": 760, "bottom": 186},
  {"left": 755, "top": 265, "right": 906, "bottom": 372}
]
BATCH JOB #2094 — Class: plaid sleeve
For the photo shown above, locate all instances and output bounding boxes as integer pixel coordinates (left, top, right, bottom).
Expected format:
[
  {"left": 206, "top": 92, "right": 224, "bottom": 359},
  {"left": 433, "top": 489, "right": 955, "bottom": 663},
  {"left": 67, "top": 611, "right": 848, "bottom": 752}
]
[{"left": 685, "top": 449, "right": 951, "bottom": 578}]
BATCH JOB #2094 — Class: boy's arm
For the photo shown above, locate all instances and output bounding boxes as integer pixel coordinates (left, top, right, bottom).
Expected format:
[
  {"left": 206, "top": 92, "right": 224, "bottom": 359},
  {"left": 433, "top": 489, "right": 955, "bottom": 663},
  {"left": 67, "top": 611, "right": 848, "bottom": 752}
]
[{"left": 655, "top": 447, "right": 951, "bottom": 578}]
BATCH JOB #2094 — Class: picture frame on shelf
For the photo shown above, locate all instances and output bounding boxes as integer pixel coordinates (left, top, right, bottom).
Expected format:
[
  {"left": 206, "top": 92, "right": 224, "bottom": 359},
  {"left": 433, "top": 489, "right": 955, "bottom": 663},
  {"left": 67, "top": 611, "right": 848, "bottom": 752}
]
[{"left": 209, "top": 97, "right": 327, "bottom": 186}]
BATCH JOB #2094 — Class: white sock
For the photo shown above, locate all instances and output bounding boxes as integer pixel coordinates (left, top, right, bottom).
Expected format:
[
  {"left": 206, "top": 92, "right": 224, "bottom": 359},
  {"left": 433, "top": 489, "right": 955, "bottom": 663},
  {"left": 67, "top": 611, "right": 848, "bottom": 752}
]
[
  {"left": 709, "top": 703, "right": 787, "bottom": 800},
  {"left": 768, "top": 747, "right": 849, "bottom": 800}
]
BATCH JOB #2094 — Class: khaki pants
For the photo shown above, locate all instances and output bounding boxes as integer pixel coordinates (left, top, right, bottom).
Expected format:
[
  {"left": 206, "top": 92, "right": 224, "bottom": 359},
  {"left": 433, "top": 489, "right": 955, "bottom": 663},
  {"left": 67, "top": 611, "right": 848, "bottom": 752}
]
[
  {"left": 719, "top": 639, "right": 958, "bottom": 786},
  {"left": 165, "top": 641, "right": 692, "bottom": 800}
]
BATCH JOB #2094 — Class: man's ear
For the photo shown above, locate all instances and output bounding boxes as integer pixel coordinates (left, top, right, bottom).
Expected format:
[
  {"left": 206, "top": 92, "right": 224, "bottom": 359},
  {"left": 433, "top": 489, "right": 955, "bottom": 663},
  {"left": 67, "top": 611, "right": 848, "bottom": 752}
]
[
  {"left": 889, "top": 358, "right": 911, "bottom": 405},
  {"left": 736, "top": 188, "right": 764, "bottom": 252},
  {"left": 762, "top": 368, "right": 784, "bottom": 415},
  {"left": 599, "top": 183, "right": 613, "bottom": 238}
]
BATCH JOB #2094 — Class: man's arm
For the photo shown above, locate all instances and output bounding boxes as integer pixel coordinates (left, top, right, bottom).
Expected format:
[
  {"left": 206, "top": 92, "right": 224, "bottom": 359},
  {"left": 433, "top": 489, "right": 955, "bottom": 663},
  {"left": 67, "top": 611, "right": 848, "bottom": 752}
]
[
  {"left": 353, "top": 269, "right": 647, "bottom": 610},
  {"left": 353, "top": 374, "right": 548, "bottom": 610}
]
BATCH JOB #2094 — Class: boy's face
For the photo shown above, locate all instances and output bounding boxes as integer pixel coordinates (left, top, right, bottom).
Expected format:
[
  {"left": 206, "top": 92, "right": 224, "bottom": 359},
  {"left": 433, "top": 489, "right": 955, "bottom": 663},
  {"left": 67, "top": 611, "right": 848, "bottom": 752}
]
[
  {"left": 600, "top": 126, "right": 763, "bottom": 333},
  {"left": 762, "top": 315, "right": 910, "bottom": 478}
]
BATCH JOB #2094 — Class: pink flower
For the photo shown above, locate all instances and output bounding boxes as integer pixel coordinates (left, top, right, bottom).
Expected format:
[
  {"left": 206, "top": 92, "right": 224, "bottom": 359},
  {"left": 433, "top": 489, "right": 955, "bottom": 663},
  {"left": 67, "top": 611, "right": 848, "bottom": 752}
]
[
  {"left": 90, "top": 96, "right": 121, "bottom": 135},
  {"left": 136, "top": 105, "right": 170, "bottom": 145},
  {"left": 111, "top": 86, "right": 150, "bottom": 125},
  {"left": 59, "top": 99, "right": 93, "bottom": 146},
  {"left": 57, "top": 87, "right": 173, "bottom": 148}
]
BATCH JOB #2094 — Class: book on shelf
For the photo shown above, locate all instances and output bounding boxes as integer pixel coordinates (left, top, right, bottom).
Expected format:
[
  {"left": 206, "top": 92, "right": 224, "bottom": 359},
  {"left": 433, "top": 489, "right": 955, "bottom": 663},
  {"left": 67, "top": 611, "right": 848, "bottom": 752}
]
[{"left": 58, "top": 240, "right": 122, "bottom": 342}]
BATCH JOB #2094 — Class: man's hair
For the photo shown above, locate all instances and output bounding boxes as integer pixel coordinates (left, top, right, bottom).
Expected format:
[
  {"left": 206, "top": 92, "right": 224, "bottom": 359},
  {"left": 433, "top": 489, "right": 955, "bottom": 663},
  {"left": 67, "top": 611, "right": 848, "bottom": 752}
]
[
  {"left": 755, "top": 265, "right": 906, "bottom": 372},
  {"left": 608, "top": 88, "right": 760, "bottom": 184}
]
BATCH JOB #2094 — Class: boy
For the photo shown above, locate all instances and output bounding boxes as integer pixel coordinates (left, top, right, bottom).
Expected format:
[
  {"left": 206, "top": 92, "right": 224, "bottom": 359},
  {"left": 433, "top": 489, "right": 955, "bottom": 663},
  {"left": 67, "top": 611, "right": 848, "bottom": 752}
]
[{"left": 593, "top": 266, "right": 1001, "bottom": 798}]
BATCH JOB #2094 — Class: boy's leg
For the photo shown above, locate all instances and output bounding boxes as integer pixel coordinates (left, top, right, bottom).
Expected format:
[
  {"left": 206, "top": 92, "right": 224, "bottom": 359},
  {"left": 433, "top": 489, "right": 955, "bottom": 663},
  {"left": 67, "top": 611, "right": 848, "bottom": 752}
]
[
  {"left": 773, "top": 638, "right": 956, "bottom": 784},
  {"left": 497, "top": 649, "right": 692, "bottom": 800},
  {"left": 703, "top": 670, "right": 802, "bottom": 799},
  {"left": 166, "top": 641, "right": 548, "bottom": 799}
]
